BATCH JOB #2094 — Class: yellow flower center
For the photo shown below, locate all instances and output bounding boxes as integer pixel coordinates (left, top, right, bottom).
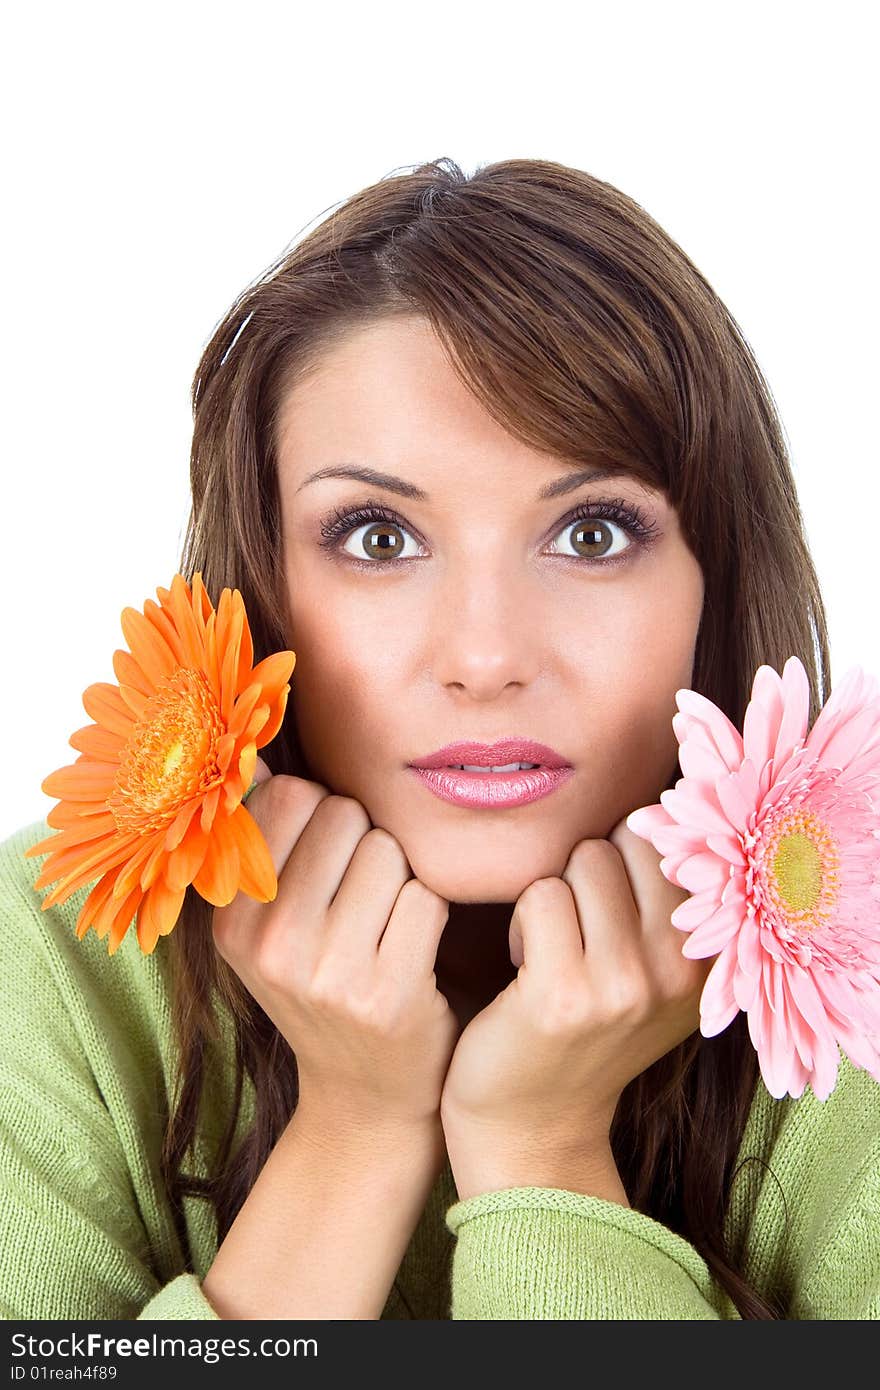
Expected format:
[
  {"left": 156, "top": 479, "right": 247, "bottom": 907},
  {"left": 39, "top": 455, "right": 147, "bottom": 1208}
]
[
  {"left": 772, "top": 832, "right": 822, "bottom": 911},
  {"left": 108, "top": 668, "right": 224, "bottom": 834},
  {"left": 764, "top": 806, "right": 839, "bottom": 934}
]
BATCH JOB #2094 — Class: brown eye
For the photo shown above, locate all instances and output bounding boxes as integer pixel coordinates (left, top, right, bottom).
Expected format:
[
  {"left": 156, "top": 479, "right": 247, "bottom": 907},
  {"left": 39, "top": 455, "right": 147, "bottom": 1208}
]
[
  {"left": 570, "top": 519, "right": 614, "bottom": 558},
  {"left": 548, "top": 515, "right": 629, "bottom": 562},
  {"left": 346, "top": 521, "right": 414, "bottom": 561}
]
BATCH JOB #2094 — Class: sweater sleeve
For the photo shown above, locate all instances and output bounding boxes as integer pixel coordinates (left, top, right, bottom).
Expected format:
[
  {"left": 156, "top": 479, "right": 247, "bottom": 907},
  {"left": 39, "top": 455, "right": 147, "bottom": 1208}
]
[
  {"left": 444, "top": 1186, "right": 739, "bottom": 1319},
  {"left": 0, "top": 830, "right": 220, "bottom": 1321},
  {"left": 444, "top": 1049, "right": 880, "bottom": 1320}
]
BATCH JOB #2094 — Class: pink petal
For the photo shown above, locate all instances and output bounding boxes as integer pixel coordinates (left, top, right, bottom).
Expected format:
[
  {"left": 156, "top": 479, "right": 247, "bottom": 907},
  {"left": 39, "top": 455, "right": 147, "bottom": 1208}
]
[
  {"left": 679, "top": 738, "right": 728, "bottom": 784},
  {"left": 651, "top": 823, "right": 711, "bottom": 856},
  {"left": 816, "top": 704, "right": 880, "bottom": 774},
  {"left": 699, "top": 935, "right": 739, "bottom": 1033},
  {"left": 812, "top": 968, "right": 863, "bottom": 1022},
  {"left": 809, "top": 1027, "right": 842, "bottom": 1100},
  {"left": 764, "top": 977, "right": 797, "bottom": 1098},
  {"left": 734, "top": 955, "right": 760, "bottom": 1012},
  {"left": 681, "top": 901, "right": 742, "bottom": 957},
  {"left": 675, "top": 689, "right": 744, "bottom": 770},
  {"left": 786, "top": 962, "right": 837, "bottom": 1042},
  {"left": 700, "top": 994, "right": 741, "bottom": 1037},
  {"left": 830, "top": 1008, "right": 880, "bottom": 1079},
  {"left": 736, "top": 915, "right": 763, "bottom": 979},
  {"left": 774, "top": 657, "right": 811, "bottom": 769},
  {"left": 785, "top": 1052, "right": 811, "bottom": 1098},
  {"left": 705, "top": 831, "right": 746, "bottom": 866},
  {"left": 626, "top": 804, "right": 673, "bottom": 840},
  {"left": 807, "top": 666, "right": 880, "bottom": 762},
  {"left": 714, "top": 767, "right": 758, "bottom": 835},
  {"left": 743, "top": 665, "right": 785, "bottom": 771},
  {"left": 659, "top": 784, "right": 727, "bottom": 833},
  {"left": 675, "top": 851, "right": 731, "bottom": 893},
  {"left": 671, "top": 888, "right": 721, "bottom": 929}
]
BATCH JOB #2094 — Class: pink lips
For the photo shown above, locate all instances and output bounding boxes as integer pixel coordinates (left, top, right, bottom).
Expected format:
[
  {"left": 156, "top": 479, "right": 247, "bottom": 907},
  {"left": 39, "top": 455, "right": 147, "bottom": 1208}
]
[{"left": 408, "top": 738, "right": 574, "bottom": 809}]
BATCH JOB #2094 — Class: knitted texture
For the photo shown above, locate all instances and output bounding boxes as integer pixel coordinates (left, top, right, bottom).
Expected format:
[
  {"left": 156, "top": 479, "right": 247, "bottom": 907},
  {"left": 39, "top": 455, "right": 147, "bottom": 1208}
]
[{"left": 2, "top": 819, "right": 879, "bottom": 1320}]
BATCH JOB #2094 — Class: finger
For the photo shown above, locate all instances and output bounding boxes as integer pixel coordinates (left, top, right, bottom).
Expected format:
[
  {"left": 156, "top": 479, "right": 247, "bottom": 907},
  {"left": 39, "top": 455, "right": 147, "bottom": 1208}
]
[
  {"left": 276, "top": 794, "right": 372, "bottom": 925},
  {"left": 561, "top": 838, "right": 642, "bottom": 962},
  {"left": 513, "top": 877, "right": 584, "bottom": 991},
  {"left": 324, "top": 827, "right": 414, "bottom": 961},
  {"left": 607, "top": 817, "right": 690, "bottom": 940},
  {"left": 608, "top": 818, "right": 713, "bottom": 999},
  {"left": 379, "top": 878, "right": 451, "bottom": 986}
]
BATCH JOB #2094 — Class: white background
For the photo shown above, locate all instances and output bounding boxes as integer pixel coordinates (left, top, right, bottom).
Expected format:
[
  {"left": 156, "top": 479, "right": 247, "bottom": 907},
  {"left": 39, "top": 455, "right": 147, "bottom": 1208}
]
[{"left": 2, "top": 0, "right": 876, "bottom": 841}]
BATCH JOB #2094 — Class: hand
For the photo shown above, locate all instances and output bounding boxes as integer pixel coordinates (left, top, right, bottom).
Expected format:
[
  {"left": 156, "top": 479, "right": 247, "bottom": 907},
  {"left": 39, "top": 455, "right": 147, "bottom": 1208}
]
[
  {"left": 438, "top": 816, "right": 713, "bottom": 1192},
  {"left": 212, "top": 757, "right": 461, "bottom": 1141}
]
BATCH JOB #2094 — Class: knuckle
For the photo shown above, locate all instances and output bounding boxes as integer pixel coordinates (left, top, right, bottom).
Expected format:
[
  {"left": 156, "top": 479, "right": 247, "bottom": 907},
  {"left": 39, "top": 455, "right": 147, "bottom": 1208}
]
[
  {"left": 606, "top": 973, "right": 650, "bottom": 1019},
  {"left": 252, "top": 930, "right": 293, "bottom": 992},
  {"left": 319, "top": 794, "right": 372, "bottom": 838},
  {"left": 566, "top": 839, "right": 618, "bottom": 875},
  {"left": 540, "top": 986, "right": 588, "bottom": 1034},
  {"left": 396, "top": 878, "right": 450, "bottom": 921},
  {"left": 358, "top": 826, "right": 410, "bottom": 873},
  {"left": 268, "top": 773, "right": 330, "bottom": 822},
  {"left": 518, "top": 876, "right": 566, "bottom": 911}
]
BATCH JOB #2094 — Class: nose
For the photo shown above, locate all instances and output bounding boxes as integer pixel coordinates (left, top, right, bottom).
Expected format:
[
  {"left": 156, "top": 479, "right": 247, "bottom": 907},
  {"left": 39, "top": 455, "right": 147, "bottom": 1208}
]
[{"left": 429, "top": 557, "right": 543, "bottom": 700}]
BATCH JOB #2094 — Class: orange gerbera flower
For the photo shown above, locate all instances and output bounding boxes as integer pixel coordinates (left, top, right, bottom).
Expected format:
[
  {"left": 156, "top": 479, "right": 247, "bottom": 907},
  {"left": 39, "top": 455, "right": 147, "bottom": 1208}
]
[{"left": 24, "top": 572, "right": 295, "bottom": 956}]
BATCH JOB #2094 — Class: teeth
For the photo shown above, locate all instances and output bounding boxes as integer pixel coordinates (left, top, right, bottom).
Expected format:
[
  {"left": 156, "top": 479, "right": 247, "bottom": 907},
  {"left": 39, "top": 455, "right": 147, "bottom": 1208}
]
[{"left": 450, "top": 762, "right": 540, "bottom": 773}]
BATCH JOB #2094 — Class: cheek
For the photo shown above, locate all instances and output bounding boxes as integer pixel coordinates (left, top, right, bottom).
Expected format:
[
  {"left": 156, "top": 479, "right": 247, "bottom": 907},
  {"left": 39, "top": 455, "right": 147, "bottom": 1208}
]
[{"left": 286, "top": 604, "right": 401, "bottom": 774}]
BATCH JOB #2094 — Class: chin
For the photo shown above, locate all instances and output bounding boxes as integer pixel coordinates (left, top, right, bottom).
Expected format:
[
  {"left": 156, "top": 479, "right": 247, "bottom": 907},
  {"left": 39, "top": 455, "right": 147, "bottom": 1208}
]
[{"left": 404, "top": 853, "right": 559, "bottom": 906}]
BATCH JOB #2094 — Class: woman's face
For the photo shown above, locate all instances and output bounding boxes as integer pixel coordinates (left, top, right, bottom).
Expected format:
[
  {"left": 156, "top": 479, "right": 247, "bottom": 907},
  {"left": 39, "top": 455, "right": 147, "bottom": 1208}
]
[{"left": 276, "top": 314, "right": 704, "bottom": 904}]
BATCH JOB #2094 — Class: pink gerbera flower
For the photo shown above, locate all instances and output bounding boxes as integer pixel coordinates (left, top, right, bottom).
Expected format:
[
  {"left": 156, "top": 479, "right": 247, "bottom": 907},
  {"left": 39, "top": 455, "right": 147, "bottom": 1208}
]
[{"left": 627, "top": 656, "right": 880, "bottom": 1101}]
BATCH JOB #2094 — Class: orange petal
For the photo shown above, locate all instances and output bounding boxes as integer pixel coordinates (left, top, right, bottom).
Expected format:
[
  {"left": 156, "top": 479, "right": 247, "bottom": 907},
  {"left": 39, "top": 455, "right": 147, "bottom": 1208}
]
[
  {"left": 192, "top": 572, "right": 214, "bottom": 626},
  {"left": 256, "top": 685, "right": 290, "bottom": 748},
  {"left": 199, "top": 783, "right": 222, "bottom": 834},
  {"left": 119, "top": 606, "right": 178, "bottom": 690},
  {"left": 44, "top": 800, "right": 113, "bottom": 829},
  {"left": 143, "top": 596, "right": 187, "bottom": 669},
  {"left": 164, "top": 822, "right": 211, "bottom": 891},
  {"left": 202, "top": 611, "right": 221, "bottom": 705},
  {"left": 230, "top": 803, "right": 278, "bottom": 902},
  {"left": 75, "top": 872, "right": 119, "bottom": 941},
  {"left": 38, "top": 832, "right": 142, "bottom": 903},
  {"left": 163, "top": 797, "right": 201, "bottom": 852},
  {"left": 219, "top": 601, "right": 245, "bottom": 726},
  {"left": 112, "top": 836, "right": 163, "bottom": 899},
  {"left": 192, "top": 811, "right": 241, "bottom": 906},
  {"left": 228, "top": 682, "right": 264, "bottom": 740},
  {"left": 25, "top": 813, "right": 118, "bottom": 858},
  {"left": 42, "top": 760, "right": 119, "bottom": 801},
  {"left": 106, "top": 887, "right": 143, "bottom": 954},
  {"left": 117, "top": 683, "right": 150, "bottom": 720},
  {"left": 159, "top": 574, "right": 208, "bottom": 669},
  {"left": 112, "top": 648, "right": 154, "bottom": 698},
  {"left": 249, "top": 651, "right": 297, "bottom": 705},
  {"left": 136, "top": 878, "right": 186, "bottom": 954},
  {"left": 81, "top": 682, "right": 136, "bottom": 739},
  {"left": 68, "top": 724, "right": 127, "bottom": 761}
]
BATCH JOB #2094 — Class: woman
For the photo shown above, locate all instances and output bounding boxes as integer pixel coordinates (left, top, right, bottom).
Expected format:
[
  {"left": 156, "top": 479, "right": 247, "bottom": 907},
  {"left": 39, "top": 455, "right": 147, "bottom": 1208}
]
[{"left": 2, "top": 156, "right": 877, "bottom": 1320}]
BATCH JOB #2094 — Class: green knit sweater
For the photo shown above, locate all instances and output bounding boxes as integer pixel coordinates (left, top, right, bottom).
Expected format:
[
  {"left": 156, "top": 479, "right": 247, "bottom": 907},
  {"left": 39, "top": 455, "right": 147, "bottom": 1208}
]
[{"left": 2, "top": 819, "right": 878, "bottom": 1320}]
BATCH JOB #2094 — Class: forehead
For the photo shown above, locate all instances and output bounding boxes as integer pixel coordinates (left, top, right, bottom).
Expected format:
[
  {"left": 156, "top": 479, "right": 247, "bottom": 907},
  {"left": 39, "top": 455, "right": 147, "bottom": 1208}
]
[
  {"left": 276, "top": 314, "right": 503, "bottom": 458},
  {"left": 275, "top": 314, "right": 662, "bottom": 504}
]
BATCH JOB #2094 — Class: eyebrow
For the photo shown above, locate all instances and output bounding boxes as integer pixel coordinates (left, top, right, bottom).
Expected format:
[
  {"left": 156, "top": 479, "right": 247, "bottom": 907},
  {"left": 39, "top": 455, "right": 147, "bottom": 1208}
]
[{"left": 295, "top": 463, "right": 649, "bottom": 501}]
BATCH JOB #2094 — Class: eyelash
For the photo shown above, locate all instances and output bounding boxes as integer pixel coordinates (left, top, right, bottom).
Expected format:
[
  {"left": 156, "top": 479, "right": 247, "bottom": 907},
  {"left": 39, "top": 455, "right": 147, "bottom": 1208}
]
[{"left": 316, "top": 496, "right": 661, "bottom": 569}]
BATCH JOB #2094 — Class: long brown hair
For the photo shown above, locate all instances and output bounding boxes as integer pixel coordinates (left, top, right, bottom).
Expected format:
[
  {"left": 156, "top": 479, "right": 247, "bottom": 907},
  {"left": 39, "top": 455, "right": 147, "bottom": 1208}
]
[{"left": 161, "top": 156, "right": 827, "bottom": 1319}]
